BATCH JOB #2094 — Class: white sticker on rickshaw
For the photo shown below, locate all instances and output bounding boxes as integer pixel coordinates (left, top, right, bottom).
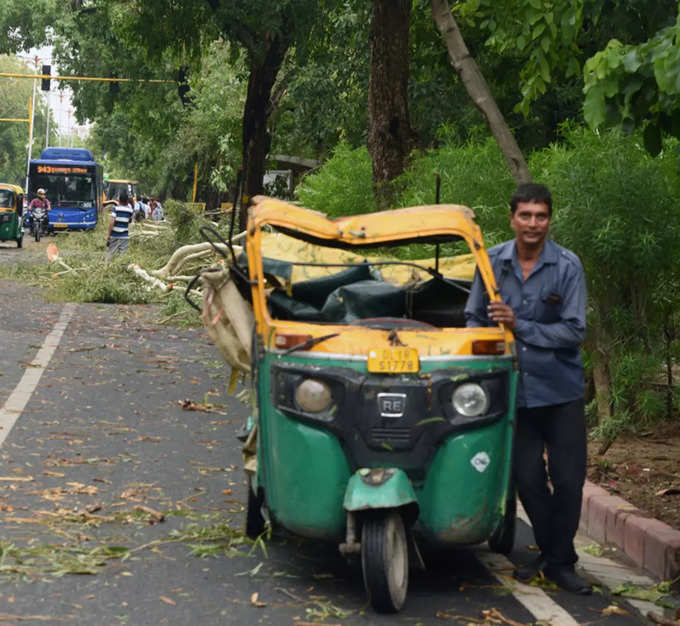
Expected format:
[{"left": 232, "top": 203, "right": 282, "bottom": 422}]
[{"left": 471, "top": 451, "right": 490, "bottom": 473}]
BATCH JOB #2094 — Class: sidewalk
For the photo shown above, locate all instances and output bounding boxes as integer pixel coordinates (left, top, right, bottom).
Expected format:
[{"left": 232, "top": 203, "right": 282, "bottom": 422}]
[
  {"left": 578, "top": 479, "right": 680, "bottom": 623},
  {"left": 580, "top": 480, "right": 680, "bottom": 581}
]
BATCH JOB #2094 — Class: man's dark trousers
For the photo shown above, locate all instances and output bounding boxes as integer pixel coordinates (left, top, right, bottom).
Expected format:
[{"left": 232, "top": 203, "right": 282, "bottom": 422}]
[{"left": 514, "top": 398, "right": 587, "bottom": 566}]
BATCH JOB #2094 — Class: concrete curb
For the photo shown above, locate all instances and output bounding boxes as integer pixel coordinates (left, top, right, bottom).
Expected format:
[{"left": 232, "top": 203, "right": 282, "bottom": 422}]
[{"left": 580, "top": 480, "right": 680, "bottom": 581}]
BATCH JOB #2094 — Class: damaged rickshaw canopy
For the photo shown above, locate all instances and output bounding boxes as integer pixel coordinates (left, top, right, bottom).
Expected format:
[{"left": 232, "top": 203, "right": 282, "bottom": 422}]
[{"left": 251, "top": 197, "right": 481, "bottom": 285}]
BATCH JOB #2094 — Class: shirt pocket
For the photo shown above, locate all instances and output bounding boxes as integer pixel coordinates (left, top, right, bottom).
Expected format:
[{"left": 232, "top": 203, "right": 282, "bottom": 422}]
[{"left": 536, "top": 286, "right": 562, "bottom": 323}]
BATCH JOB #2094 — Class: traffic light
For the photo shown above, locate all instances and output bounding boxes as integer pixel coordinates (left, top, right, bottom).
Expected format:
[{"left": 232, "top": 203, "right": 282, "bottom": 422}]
[{"left": 41, "top": 65, "right": 51, "bottom": 91}]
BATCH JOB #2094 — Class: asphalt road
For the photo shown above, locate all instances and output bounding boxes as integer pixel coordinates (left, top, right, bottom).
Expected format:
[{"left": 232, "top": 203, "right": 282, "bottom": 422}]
[{"left": 0, "top": 266, "right": 648, "bottom": 625}]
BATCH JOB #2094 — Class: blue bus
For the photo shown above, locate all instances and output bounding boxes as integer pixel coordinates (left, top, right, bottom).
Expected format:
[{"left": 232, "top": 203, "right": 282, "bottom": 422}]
[{"left": 28, "top": 147, "right": 104, "bottom": 231}]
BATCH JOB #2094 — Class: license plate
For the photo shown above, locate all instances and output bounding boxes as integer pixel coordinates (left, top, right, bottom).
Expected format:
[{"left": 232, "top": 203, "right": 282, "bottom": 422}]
[
  {"left": 367, "top": 347, "right": 419, "bottom": 373},
  {"left": 53, "top": 223, "right": 67, "bottom": 228}
]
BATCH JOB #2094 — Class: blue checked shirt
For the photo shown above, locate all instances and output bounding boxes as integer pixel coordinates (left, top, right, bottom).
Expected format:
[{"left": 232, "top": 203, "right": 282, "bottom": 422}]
[{"left": 465, "top": 239, "right": 586, "bottom": 408}]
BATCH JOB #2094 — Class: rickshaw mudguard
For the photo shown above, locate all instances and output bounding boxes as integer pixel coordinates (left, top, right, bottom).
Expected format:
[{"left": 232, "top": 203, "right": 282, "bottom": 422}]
[{"left": 343, "top": 468, "right": 417, "bottom": 513}]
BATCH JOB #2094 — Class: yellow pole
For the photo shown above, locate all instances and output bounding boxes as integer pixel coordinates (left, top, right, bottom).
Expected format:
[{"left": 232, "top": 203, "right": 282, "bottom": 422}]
[
  {"left": 0, "top": 71, "right": 173, "bottom": 84},
  {"left": 192, "top": 162, "right": 198, "bottom": 202}
]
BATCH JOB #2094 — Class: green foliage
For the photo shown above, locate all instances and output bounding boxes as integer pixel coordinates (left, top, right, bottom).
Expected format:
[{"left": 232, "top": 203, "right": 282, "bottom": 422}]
[
  {"left": 395, "top": 138, "right": 515, "bottom": 246},
  {"left": 165, "top": 199, "right": 202, "bottom": 247},
  {"left": 271, "top": 1, "right": 370, "bottom": 158},
  {"left": 57, "top": 256, "right": 156, "bottom": 304},
  {"left": 534, "top": 124, "right": 680, "bottom": 433},
  {"left": 583, "top": 12, "right": 680, "bottom": 153},
  {"left": 458, "top": 0, "right": 585, "bottom": 117},
  {"left": 295, "top": 142, "right": 375, "bottom": 217},
  {"left": 0, "top": 55, "right": 55, "bottom": 185}
]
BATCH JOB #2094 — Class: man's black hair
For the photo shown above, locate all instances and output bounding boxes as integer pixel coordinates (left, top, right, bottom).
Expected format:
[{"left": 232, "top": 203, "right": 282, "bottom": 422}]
[
  {"left": 119, "top": 191, "right": 129, "bottom": 205},
  {"left": 510, "top": 182, "right": 552, "bottom": 216}
]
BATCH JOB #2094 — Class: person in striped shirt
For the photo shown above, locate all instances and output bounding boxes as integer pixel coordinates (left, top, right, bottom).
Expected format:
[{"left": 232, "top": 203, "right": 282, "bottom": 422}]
[{"left": 105, "top": 191, "right": 135, "bottom": 262}]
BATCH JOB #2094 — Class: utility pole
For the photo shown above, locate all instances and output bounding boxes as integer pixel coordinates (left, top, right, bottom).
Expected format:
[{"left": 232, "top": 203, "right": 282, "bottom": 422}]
[
  {"left": 67, "top": 108, "right": 72, "bottom": 147},
  {"left": 24, "top": 56, "right": 39, "bottom": 195},
  {"left": 45, "top": 90, "right": 50, "bottom": 149}
]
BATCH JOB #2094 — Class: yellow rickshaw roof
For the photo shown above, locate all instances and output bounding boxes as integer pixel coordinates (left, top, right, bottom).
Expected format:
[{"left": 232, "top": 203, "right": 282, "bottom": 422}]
[
  {"left": 248, "top": 196, "right": 484, "bottom": 248},
  {"left": 0, "top": 183, "right": 23, "bottom": 194}
]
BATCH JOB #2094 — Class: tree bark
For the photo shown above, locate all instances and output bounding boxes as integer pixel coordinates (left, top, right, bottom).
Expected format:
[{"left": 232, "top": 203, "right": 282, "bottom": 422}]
[
  {"left": 240, "top": 33, "right": 290, "bottom": 228},
  {"left": 430, "top": 0, "right": 532, "bottom": 184},
  {"left": 367, "top": 0, "right": 418, "bottom": 210}
]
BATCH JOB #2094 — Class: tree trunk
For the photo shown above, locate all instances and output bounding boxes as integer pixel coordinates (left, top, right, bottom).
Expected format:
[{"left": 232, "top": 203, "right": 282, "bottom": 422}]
[
  {"left": 240, "top": 33, "right": 289, "bottom": 228},
  {"left": 430, "top": 0, "right": 532, "bottom": 184},
  {"left": 367, "top": 0, "right": 418, "bottom": 210}
]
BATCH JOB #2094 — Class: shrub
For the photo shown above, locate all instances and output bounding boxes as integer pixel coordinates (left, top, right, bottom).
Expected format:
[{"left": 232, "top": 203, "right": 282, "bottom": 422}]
[
  {"left": 533, "top": 126, "right": 680, "bottom": 439},
  {"left": 295, "top": 142, "right": 375, "bottom": 217},
  {"left": 396, "top": 138, "right": 515, "bottom": 247}
]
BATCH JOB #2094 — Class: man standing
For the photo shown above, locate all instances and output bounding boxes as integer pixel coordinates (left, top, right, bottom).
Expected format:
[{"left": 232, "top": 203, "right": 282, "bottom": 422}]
[
  {"left": 465, "top": 183, "right": 591, "bottom": 594},
  {"left": 105, "top": 191, "right": 135, "bottom": 262}
]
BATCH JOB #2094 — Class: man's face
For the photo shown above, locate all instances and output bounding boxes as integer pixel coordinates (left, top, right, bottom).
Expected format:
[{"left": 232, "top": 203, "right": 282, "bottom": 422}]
[{"left": 510, "top": 200, "right": 550, "bottom": 248}]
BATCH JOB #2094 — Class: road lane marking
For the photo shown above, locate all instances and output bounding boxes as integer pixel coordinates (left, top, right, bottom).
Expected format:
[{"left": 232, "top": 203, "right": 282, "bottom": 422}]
[
  {"left": 477, "top": 550, "right": 580, "bottom": 625},
  {"left": 0, "top": 303, "right": 76, "bottom": 447}
]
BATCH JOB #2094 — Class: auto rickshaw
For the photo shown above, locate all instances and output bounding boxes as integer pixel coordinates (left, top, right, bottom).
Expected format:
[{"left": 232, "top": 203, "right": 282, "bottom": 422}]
[
  {"left": 0, "top": 183, "right": 25, "bottom": 248},
  {"left": 198, "top": 197, "right": 518, "bottom": 613}
]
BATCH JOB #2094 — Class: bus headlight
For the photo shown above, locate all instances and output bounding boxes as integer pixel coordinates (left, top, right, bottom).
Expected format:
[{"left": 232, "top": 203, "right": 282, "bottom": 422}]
[
  {"left": 452, "top": 382, "right": 489, "bottom": 417},
  {"left": 295, "top": 378, "right": 332, "bottom": 413}
]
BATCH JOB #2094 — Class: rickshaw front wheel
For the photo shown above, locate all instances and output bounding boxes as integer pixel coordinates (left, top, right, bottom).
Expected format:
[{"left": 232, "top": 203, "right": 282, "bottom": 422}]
[
  {"left": 361, "top": 511, "right": 408, "bottom": 613},
  {"left": 16, "top": 235, "right": 22, "bottom": 248}
]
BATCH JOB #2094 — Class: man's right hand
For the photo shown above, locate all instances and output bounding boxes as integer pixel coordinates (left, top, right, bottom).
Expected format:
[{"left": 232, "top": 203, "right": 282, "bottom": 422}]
[{"left": 486, "top": 301, "right": 517, "bottom": 330}]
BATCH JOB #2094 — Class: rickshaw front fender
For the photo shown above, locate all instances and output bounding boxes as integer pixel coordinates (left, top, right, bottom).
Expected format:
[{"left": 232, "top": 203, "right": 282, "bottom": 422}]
[{"left": 343, "top": 468, "right": 418, "bottom": 517}]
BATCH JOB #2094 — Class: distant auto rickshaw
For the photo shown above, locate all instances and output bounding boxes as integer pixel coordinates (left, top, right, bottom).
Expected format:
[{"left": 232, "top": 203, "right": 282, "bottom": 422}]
[
  {"left": 197, "top": 197, "right": 518, "bottom": 613},
  {"left": 0, "top": 183, "right": 25, "bottom": 248}
]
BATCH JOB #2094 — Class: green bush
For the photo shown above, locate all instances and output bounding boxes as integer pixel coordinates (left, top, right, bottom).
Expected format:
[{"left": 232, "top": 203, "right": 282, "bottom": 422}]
[
  {"left": 295, "top": 142, "right": 375, "bottom": 217},
  {"left": 396, "top": 138, "right": 515, "bottom": 247},
  {"left": 533, "top": 125, "right": 680, "bottom": 436}
]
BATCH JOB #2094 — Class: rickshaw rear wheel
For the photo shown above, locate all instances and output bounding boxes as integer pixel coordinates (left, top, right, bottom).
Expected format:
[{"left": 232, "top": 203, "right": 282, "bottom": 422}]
[
  {"left": 361, "top": 511, "right": 408, "bottom": 613},
  {"left": 488, "top": 489, "right": 516, "bottom": 555},
  {"left": 245, "top": 479, "right": 266, "bottom": 539}
]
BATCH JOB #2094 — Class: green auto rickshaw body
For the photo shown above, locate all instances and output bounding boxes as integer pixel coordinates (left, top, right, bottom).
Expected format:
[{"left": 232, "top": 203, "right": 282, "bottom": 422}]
[
  {"left": 254, "top": 348, "right": 516, "bottom": 544},
  {"left": 0, "top": 183, "right": 24, "bottom": 246},
  {"left": 246, "top": 197, "right": 518, "bottom": 551}
]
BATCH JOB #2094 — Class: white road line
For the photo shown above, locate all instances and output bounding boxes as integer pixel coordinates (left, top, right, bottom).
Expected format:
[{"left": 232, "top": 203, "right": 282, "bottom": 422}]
[
  {"left": 0, "top": 303, "right": 76, "bottom": 447},
  {"left": 477, "top": 549, "right": 580, "bottom": 625}
]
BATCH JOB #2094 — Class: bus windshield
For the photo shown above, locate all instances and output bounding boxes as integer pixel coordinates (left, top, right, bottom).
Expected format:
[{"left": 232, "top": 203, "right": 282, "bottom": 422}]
[{"left": 30, "top": 173, "right": 95, "bottom": 208}]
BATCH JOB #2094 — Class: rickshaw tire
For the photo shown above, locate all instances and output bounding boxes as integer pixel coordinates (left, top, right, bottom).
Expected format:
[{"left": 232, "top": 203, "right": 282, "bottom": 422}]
[
  {"left": 245, "top": 483, "right": 266, "bottom": 539},
  {"left": 361, "top": 511, "right": 408, "bottom": 613},
  {"left": 16, "top": 236, "right": 22, "bottom": 248},
  {"left": 488, "top": 490, "right": 516, "bottom": 555}
]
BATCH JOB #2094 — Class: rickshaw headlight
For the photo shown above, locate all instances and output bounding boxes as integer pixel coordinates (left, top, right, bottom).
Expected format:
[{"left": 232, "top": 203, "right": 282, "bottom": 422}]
[
  {"left": 451, "top": 382, "right": 489, "bottom": 417},
  {"left": 295, "top": 378, "right": 332, "bottom": 413}
]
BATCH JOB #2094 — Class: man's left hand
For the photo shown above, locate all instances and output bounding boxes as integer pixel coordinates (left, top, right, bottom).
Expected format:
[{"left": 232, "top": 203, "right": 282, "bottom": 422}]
[{"left": 487, "top": 301, "right": 516, "bottom": 330}]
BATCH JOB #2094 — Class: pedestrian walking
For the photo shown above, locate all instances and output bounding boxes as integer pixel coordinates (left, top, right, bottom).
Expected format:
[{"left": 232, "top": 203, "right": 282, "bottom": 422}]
[
  {"left": 150, "top": 198, "right": 164, "bottom": 221},
  {"left": 105, "top": 191, "right": 135, "bottom": 262}
]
